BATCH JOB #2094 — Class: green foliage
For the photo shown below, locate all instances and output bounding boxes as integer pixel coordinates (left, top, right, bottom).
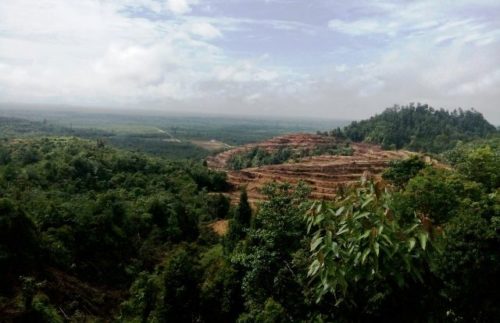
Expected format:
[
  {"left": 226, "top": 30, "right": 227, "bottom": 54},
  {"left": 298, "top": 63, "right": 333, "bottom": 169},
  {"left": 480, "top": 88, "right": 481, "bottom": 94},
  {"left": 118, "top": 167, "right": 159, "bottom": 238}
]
[
  {"left": 199, "top": 245, "right": 243, "bottom": 322},
  {"left": 225, "top": 189, "right": 253, "bottom": 252},
  {"left": 432, "top": 205, "right": 500, "bottom": 322},
  {"left": 20, "top": 276, "right": 44, "bottom": 311},
  {"left": 227, "top": 147, "right": 291, "bottom": 170},
  {"left": 0, "top": 137, "right": 227, "bottom": 319},
  {"left": 227, "top": 143, "right": 352, "bottom": 170},
  {"left": 31, "top": 294, "right": 64, "bottom": 323},
  {"left": 432, "top": 138, "right": 500, "bottom": 321},
  {"left": 304, "top": 180, "right": 435, "bottom": 319},
  {"left": 382, "top": 155, "right": 426, "bottom": 187},
  {"left": 238, "top": 298, "right": 288, "bottom": 323},
  {"left": 205, "top": 193, "right": 231, "bottom": 221},
  {"left": 158, "top": 246, "right": 201, "bottom": 322},
  {"left": 0, "top": 111, "right": 498, "bottom": 321},
  {"left": 120, "top": 271, "right": 160, "bottom": 323},
  {"left": 397, "top": 168, "right": 469, "bottom": 225},
  {"left": 108, "top": 135, "right": 210, "bottom": 160},
  {"left": 0, "top": 199, "right": 39, "bottom": 289},
  {"left": 232, "top": 182, "right": 311, "bottom": 320},
  {"left": 120, "top": 245, "right": 201, "bottom": 322},
  {"left": 0, "top": 112, "right": 342, "bottom": 160},
  {"left": 235, "top": 190, "right": 252, "bottom": 228},
  {"left": 446, "top": 142, "right": 500, "bottom": 192},
  {"left": 343, "top": 103, "right": 497, "bottom": 153}
]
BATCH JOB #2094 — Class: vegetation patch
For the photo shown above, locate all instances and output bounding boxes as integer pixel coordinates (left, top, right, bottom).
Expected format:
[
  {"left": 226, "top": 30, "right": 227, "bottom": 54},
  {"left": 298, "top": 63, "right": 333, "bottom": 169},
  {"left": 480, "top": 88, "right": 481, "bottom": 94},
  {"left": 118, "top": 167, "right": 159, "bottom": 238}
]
[
  {"left": 342, "top": 104, "right": 497, "bottom": 153},
  {"left": 227, "top": 143, "right": 353, "bottom": 170}
]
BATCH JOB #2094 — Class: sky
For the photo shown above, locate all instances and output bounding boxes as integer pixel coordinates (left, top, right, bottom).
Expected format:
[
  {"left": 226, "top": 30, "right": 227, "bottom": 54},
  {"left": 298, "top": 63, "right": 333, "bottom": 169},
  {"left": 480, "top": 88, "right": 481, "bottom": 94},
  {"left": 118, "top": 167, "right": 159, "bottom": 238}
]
[{"left": 0, "top": 0, "right": 499, "bottom": 123}]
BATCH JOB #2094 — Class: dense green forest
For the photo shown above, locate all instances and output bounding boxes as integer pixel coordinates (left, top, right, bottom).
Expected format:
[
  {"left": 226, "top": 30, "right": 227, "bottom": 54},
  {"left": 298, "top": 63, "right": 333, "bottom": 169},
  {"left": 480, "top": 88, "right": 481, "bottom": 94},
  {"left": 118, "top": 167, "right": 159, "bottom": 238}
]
[
  {"left": 342, "top": 103, "right": 497, "bottom": 153},
  {"left": 0, "top": 106, "right": 499, "bottom": 321},
  {"left": 0, "top": 137, "right": 228, "bottom": 320},
  {"left": 0, "top": 136, "right": 498, "bottom": 321}
]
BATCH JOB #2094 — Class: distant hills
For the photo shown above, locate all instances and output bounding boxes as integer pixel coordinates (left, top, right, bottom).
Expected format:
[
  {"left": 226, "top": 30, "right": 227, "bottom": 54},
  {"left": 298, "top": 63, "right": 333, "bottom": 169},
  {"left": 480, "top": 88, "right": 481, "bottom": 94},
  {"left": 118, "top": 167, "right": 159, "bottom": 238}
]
[{"left": 341, "top": 104, "right": 497, "bottom": 153}]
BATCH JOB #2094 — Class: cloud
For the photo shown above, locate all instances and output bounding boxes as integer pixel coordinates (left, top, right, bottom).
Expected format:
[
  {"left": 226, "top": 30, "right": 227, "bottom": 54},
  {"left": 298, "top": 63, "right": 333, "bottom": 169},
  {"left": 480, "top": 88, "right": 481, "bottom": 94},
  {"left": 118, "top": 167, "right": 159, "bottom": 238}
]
[
  {"left": 0, "top": 0, "right": 224, "bottom": 104},
  {"left": 0, "top": 0, "right": 300, "bottom": 111},
  {"left": 328, "top": 19, "right": 398, "bottom": 36},
  {"left": 166, "top": 0, "right": 198, "bottom": 15},
  {"left": 0, "top": 0, "right": 499, "bottom": 123},
  {"left": 185, "top": 21, "right": 222, "bottom": 39},
  {"left": 215, "top": 60, "right": 279, "bottom": 83},
  {"left": 319, "top": 0, "right": 500, "bottom": 122}
]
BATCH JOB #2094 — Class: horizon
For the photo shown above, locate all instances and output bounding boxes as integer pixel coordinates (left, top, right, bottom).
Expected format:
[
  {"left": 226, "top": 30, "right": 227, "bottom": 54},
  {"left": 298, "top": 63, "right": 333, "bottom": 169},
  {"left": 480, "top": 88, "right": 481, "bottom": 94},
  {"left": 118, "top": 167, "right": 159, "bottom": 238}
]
[
  {"left": 0, "top": 102, "right": 498, "bottom": 127},
  {"left": 1, "top": 0, "right": 499, "bottom": 123}
]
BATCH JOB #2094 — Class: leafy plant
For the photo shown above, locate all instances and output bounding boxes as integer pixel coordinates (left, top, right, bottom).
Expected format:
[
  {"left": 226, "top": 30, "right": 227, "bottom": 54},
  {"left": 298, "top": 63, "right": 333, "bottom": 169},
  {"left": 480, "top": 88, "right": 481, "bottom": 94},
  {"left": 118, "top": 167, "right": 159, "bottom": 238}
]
[{"left": 304, "top": 179, "right": 436, "bottom": 311}]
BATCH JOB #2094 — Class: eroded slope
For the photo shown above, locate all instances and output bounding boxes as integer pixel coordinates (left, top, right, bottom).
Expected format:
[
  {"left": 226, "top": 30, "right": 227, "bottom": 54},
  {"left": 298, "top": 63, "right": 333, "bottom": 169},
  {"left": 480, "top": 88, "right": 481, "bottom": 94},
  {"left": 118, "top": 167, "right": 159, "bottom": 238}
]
[{"left": 208, "top": 133, "right": 415, "bottom": 202}]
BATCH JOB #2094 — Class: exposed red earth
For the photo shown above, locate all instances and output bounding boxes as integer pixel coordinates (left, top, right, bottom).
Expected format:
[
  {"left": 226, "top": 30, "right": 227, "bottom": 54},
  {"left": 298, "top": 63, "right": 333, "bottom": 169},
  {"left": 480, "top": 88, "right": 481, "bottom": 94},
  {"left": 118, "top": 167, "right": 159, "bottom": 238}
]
[{"left": 207, "top": 133, "right": 416, "bottom": 204}]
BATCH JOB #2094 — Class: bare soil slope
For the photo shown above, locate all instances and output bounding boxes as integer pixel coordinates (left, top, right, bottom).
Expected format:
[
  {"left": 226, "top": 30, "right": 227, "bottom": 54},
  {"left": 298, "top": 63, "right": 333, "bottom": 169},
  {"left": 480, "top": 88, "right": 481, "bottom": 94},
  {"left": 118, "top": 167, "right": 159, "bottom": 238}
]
[{"left": 208, "top": 133, "right": 415, "bottom": 202}]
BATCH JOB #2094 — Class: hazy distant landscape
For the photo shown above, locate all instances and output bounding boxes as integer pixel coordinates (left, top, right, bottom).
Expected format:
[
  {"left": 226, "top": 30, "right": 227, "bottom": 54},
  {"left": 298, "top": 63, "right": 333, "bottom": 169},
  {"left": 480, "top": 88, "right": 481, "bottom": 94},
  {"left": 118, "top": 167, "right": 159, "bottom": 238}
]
[{"left": 0, "top": 105, "right": 348, "bottom": 160}]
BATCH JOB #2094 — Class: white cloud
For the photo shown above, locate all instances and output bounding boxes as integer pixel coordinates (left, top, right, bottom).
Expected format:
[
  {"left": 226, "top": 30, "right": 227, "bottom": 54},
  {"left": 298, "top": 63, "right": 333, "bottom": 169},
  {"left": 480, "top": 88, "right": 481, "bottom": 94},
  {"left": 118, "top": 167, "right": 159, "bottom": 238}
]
[
  {"left": 0, "top": 0, "right": 499, "bottom": 123},
  {"left": 0, "top": 0, "right": 302, "bottom": 111},
  {"left": 0, "top": 0, "right": 231, "bottom": 105},
  {"left": 320, "top": 0, "right": 500, "bottom": 122},
  {"left": 215, "top": 60, "right": 279, "bottom": 83},
  {"left": 166, "top": 0, "right": 197, "bottom": 15},
  {"left": 185, "top": 22, "right": 222, "bottom": 39},
  {"left": 328, "top": 19, "right": 398, "bottom": 36}
]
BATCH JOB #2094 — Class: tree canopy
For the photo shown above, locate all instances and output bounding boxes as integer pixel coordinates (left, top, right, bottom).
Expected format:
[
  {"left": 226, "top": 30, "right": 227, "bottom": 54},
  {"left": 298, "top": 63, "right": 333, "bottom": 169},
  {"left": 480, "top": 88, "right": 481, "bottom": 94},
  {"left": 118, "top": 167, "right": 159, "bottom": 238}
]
[
  {"left": 0, "top": 115, "right": 498, "bottom": 321},
  {"left": 342, "top": 103, "right": 497, "bottom": 153}
]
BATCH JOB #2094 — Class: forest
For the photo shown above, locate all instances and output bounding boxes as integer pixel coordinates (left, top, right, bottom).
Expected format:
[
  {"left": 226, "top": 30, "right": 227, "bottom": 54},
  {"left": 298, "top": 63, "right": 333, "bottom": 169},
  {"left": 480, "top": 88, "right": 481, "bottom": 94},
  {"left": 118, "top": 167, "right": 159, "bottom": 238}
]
[
  {"left": 342, "top": 103, "right": 497, "bottom": 153},
  {"left": 0, "top": 105, "right": 498, "bottom": 322}
]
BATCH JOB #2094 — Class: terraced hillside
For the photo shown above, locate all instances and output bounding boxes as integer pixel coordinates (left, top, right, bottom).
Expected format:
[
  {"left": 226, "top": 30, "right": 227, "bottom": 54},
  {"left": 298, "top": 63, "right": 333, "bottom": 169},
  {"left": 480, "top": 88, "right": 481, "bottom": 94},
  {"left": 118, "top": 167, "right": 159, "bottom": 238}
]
[
  {"left": 207, "top": 133, "right": 415, "bottom": 202},
  {"left": 207, "top": 133, "right": 345, "bottom": 170}
]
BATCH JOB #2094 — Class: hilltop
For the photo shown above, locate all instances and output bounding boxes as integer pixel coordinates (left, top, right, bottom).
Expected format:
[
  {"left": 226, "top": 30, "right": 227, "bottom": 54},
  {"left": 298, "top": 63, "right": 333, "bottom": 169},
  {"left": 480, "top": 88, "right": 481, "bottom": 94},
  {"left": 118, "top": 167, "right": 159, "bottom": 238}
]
[{"left": 343, "top": 104, "right": 497, "bottom": 153}]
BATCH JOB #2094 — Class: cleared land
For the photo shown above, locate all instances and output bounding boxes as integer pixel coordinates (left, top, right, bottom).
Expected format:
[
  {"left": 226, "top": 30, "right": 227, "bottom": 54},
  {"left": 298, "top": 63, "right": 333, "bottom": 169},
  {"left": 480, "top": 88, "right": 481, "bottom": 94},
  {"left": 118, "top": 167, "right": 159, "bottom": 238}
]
[
  {"left": 209, "top": 219, "right": 230, "bottom": 236},
  {"left": 207, "top": 133, "right": 415, "bottom": 203},
  {"left": 191, "top": 139, "right": 232, "bottom": 151}
]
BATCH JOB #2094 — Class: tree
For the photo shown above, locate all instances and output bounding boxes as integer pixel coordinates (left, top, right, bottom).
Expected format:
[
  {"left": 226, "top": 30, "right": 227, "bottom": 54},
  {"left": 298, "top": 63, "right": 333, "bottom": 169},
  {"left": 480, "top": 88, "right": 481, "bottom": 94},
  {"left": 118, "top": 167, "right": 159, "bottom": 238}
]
[
  {"left": 304, "top": 180, "right": 438, "bottom": 321},
  {"left": 400, "top": 168, "right": 465, "bottom": 225},
  {"left": 342, "top": 104, "right": 497, "bottom": 153},
  {"left": 120, "top": 272, "right": 160, "bottom": 323},
  {"left": 206, "top": 193, "right": 230, "bottom": 221},
  {"left": 454, "top": 145, "right": 499, "bottom": 192},
  {"left": 199, "top": 246, "right": 243, "bottom": 322},
  {"left": 234, "top": 189, "right": 252, "bottom": 228},
  {"left": 157, "top": 246, "right": 201, "bottom": 322},
  {"left": 233, "top": 182, "right": 310, "bottom": 320},
  {"left": 0, "top": 198, "right": 39, "bottom": 288},
  {"left": 432, "top": 207, "right": 500, "bottom": 322},
  {"left": 225, "top": 189, "right": 252, "bottom": 251},
  {"left": 382, "top": 155, "right": 426, "bottom": 188}
]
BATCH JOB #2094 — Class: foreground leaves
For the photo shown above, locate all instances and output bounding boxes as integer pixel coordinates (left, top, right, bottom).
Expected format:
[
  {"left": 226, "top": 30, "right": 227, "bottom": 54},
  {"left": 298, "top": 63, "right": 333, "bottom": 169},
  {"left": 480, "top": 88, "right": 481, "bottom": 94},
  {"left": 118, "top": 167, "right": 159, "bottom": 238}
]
[{"left": 305, "top": 179, "right": 435, "bottom": 304}]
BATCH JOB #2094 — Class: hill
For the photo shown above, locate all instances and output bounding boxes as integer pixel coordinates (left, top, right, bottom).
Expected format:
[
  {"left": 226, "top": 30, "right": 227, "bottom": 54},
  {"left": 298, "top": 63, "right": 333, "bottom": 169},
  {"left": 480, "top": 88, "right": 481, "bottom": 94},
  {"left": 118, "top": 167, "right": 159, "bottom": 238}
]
[
  {"left": 342, "top": 103, "right": 497, "bottom": 153},
  {"left": 208, "top": 133, "right": 419, "bottom": 202}
]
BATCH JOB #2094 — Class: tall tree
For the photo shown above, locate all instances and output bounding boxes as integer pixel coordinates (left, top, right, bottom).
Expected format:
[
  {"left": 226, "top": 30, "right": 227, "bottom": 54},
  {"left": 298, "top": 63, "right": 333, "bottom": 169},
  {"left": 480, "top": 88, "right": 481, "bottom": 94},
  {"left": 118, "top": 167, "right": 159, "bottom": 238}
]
[
  {"left": 233, "top": 182, "right": 311, "bottom": 321},
  {"left": 225, "top": 189, "right": 253, "bottom": 252}
]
